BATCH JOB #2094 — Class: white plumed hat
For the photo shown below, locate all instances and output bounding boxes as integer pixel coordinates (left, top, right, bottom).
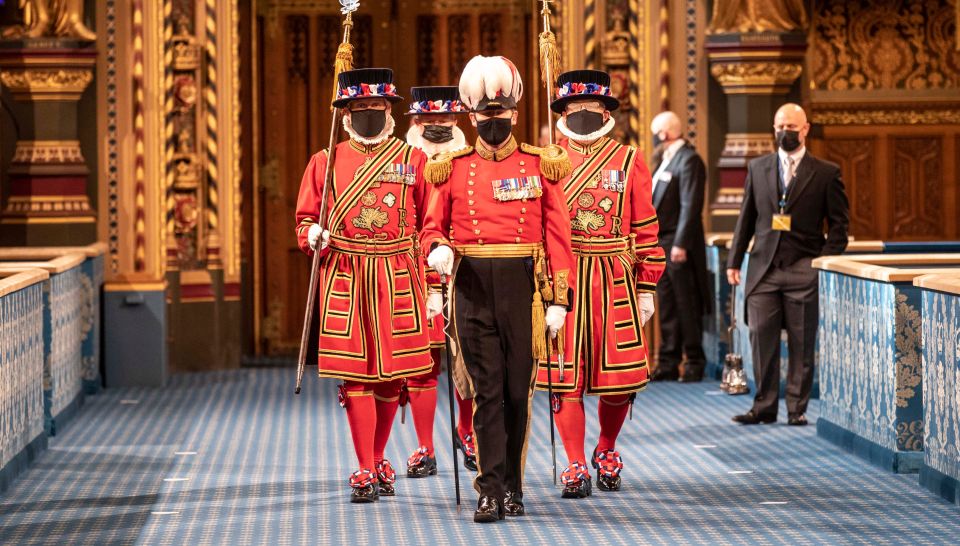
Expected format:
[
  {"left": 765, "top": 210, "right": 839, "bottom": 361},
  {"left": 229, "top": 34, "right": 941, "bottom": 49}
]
[{"left": 458, "top": 55, "right": 523, "bottom": 112}]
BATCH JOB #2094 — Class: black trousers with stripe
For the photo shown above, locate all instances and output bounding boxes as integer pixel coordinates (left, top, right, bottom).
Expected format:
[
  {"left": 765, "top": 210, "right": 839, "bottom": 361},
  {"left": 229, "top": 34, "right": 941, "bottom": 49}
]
[{"left": 454, "top": 256, "right": 536, "bottom": 500}]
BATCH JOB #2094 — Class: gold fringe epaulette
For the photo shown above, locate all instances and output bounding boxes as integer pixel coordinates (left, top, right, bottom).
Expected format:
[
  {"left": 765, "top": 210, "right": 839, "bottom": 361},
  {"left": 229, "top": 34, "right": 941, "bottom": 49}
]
[
  {"left": 520, "top": 142, "right": 572, "bottom": 181},
  {"left": 424, "top": 146, "right": 474, "bottom": 184}
]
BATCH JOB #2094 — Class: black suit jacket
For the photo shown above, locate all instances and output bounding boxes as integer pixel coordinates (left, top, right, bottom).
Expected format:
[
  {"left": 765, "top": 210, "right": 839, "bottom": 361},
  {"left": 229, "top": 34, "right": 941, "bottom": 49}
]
[
  {"left": 653, "top": 142, "right": 710, "bottom": 314},
  {"left": 727, "top": 151, "right": 850, "bottom": 297}
]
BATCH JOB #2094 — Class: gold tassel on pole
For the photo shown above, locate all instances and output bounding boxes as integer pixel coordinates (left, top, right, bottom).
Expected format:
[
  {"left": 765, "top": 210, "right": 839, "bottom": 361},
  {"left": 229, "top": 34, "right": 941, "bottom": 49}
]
[
  {"left": 329, "top": 14, "right": 356, "bottom": 110},
  {"left": 538, "top": 30, "right": 562, "bottom": 88}
]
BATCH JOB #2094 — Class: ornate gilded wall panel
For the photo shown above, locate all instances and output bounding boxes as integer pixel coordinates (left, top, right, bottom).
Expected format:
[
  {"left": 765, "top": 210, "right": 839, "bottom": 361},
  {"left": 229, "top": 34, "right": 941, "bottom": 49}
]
[
  {"left": 892, "top": 136, "right": 944, "bottom": 238},
  {"left": 810, "top": 0, "right": 960, "bottom": 91}
]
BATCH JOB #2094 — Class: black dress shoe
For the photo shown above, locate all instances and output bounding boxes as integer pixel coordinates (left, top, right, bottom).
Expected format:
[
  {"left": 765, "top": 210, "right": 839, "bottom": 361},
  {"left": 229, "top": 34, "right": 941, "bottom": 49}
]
[
  {"left": 788, "top": 413, "right": 808, "bottom": 426},
  {"left": 474, "top": 496, "right": 504, "bottom": 523},
  {"left": 406, "top": 454, "right": 438, "bottom": 478},
  {"left": 503, "top": 491, "right": 525, "bottom": 516},
  {"left": 732, "top": 410, "right": 776, "bottom": 425},
  {"left": 350, "top": 482, "right": 379, "bottom": 503},
  {"left": 678, "top": 373, "right": 703, "bottom": 383},
  {"left": 650, "top": 367, "right": 679, "bottom": 382}
]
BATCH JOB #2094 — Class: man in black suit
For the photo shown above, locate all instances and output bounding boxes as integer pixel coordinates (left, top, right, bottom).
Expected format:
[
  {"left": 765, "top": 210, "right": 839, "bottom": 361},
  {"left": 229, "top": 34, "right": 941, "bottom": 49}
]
[
  {"left": 726, "top": 103, "right": 849, "bottom": 426},
  {"left": 648, "top": 111, "right": 710, "bottom": 382}
]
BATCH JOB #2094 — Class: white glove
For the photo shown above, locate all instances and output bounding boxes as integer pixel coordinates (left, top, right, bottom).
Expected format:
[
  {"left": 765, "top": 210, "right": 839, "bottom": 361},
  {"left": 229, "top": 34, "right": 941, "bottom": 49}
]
[
  {"left": 426, "top": 292, "right": 443, "bottom": 320},
  {"left": 427, "top": 245, "right": 454, "bottom": 277},
  {"left": 545, "top": 305, "right": 566, "bottom": 339},
  {"left": 307, "top": 224, "right": 329, "bottom": 251},
  {"left": 638, "top": 292, "right": 655, "bottom": 326}
]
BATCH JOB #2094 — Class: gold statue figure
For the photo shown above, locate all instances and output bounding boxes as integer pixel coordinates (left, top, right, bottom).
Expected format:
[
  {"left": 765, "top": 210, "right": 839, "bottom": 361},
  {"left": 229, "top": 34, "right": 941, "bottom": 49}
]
[
  {"left": 2, "top": 0, "right": 97, "bottom": 41},
  {"left": 709, "top": 0, "right": 808, "bottom": 33}
]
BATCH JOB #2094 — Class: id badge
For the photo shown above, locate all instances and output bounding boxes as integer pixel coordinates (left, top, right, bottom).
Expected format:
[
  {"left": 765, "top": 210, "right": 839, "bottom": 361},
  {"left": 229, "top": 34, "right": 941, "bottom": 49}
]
[{"left": 772, "top": 213, "right": 792, "bottom": 232}]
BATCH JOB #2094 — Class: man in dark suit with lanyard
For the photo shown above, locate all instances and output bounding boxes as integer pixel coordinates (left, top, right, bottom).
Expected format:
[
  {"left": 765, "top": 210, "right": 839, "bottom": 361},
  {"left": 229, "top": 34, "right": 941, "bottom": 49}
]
[
  {"left": 726, "top": 103, "right": 849, "bottom": 426},
  {"left": 648, "top": 111, "right": 710, "bottom": 382}
]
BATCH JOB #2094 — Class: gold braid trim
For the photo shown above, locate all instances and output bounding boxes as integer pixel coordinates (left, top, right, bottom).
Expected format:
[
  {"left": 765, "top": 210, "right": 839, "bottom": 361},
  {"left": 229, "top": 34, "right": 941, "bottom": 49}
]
[
  {"left": 520, "top": 142, "right": 572, "bottom": 181},
  {"left": 424, "top": 146, "right": 474, "bottom": 184}
]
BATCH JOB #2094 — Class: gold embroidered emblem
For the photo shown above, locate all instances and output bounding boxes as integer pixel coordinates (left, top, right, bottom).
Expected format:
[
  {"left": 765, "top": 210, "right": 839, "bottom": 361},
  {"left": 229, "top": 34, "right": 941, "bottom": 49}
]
[
  {"left": 587, "top": 172, "right": 602, "bottom": 188},
  {"left": 598, "top": 197, "right": 613, "bottom": 212},
  {"left": 361, "top": 191, "right": 377, "bottom": 206},
  {"left": 383, "top": 192, "right": 397, "bottom": 208},
  {"left": 577, "top": 193, "right": 595, "bottom": 208},
  {"left": 571, "top": 209, "right": 606, "bottom": 233},
  {"left": 352, "top": 207, "right": 389, "bottom": 231}
]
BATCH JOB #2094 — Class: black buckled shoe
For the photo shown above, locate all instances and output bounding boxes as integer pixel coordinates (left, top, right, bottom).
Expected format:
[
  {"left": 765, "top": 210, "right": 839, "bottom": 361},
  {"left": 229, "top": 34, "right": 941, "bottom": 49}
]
[
  {"left": 503, "top": 491, "right": 525, "bottom": 516},
  {"left": 560, "top": 461, "right": 592, "bottom": 499},
  {"left": 732, "top": 410, "right": 777, "bottom": 425},
  {"left": 592, "top": 447, "right": 624, "bottom": 492},
  {"left": 376, "top": 460, "right": 397, "bottom": 496},
  {"left": 406, "top": 447, "right": 438, "bottom": 478},
  {"left": 650, "top": 367, "right": 679, "bottom": 382},
  {"left": 788, "top": 413, "right": 808, "bottom": 426},
  {"left": 349, "top": 469, "right": 379, "bottom": 503},
  {"left": 456, "top": 433, "right": 478, "bottom": 472},
  {"left": 474, "top": 495, "right": 504, "bottom": 523}
]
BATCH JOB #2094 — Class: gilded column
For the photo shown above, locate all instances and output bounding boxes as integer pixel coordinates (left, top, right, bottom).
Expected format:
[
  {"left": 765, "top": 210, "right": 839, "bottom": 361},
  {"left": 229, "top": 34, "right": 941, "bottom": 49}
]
[
  {"left": 0, "top": 3, "right": 98, "bottom": 245},
  {"left": 705, "top": 0, "right": 807, "bottom": 228}
]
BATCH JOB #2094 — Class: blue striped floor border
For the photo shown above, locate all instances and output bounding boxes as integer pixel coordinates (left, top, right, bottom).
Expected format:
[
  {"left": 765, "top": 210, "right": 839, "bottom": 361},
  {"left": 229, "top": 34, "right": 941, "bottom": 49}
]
[{"left": 1, "top": 368, "right": 959, "bottom": 544}]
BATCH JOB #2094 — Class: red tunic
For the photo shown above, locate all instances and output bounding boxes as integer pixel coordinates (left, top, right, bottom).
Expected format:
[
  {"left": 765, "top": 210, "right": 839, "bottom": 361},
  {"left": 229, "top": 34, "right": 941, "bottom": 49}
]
[
  {"left": 295, "top": 137, "right": 433, "bottom": 382},
  {"left": 535, "top": 137, "right": 666, "bottom": 395},
  {"left": 420, "top": 138, "right": 575, "bottom": 291}
]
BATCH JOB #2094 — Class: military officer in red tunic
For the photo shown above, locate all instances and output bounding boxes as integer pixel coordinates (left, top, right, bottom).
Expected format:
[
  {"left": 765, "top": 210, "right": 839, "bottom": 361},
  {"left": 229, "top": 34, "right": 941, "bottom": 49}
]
[
  {"left": 402, "top": 85, "right": 478, "bottom": 477},
  {"left": 536, "top": 69, "right": 666, "bottom": 498},
  {"left": 295, "top": 68, "right": 433, "bottom": 503},
  {"left": 421, "top": 55, "right": 575, "bottom": 523}
]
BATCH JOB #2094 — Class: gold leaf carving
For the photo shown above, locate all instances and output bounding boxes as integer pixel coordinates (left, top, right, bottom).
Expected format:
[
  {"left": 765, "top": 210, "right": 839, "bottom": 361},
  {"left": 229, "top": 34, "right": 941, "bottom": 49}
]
[{"left": 895, "top": 293, "right": 922, "bottom": 409}]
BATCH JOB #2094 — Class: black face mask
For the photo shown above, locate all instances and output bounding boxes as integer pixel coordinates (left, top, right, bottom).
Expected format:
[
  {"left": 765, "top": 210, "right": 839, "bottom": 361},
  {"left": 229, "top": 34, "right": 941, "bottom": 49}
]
[
  {"left": 776, "top": 129, "right": 802, "bottom": 152},
  {"left": 566, "top": 111, "right": 604, "bottom": 135},
  {"left": 350, "top": 109, "right": 387, "bottom": 138},
  {"left": 652, "top": 133, "right": 663, "bottom": 150},
  {"left": 422, "top": 124, "right": 454, "bottom": 144},
  {"left": 476, "top": 117, "right": 513, "bottom": 146}
]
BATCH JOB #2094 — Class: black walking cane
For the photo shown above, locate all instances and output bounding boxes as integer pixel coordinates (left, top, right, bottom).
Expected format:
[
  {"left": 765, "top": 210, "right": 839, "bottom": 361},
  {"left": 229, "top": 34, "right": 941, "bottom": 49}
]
[
  {"left": 545, "top": 322, "right": 558, "bottom": 486},
  {"left": 441, "top": 276, "right": 462, "bottom": 507}
]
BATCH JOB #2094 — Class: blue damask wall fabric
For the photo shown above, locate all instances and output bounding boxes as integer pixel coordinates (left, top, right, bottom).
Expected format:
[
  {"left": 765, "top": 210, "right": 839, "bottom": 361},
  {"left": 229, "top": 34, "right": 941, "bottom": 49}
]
[
  {"left": 0, "top": 282, "right": 46, "bottom": 470},
  {"left": 922, "top": 288, "right": 960, "bottom": 481},
  {"left": 818, "top": 271, "right": 924, "bottom": 453}
]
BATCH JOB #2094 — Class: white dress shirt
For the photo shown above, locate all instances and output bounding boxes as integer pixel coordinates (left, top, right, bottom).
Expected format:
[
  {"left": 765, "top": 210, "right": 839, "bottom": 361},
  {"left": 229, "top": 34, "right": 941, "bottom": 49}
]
[
  {"left": 652, "top": 139, "right": 686, "bottom": 194},
  {"left": 777, "top": 145, "right": 806, "bottom": 188}
]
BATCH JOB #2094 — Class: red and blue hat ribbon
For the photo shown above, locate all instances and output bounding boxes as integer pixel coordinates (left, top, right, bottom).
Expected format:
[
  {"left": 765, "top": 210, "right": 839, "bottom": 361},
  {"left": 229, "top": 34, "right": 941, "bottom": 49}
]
[
  {"left": 409, "top": 99, "right": 467, "bottom": 114},
  {"left": 556, "top": 81, "right": 611, "bottom": 99},
  {"left": 337, "top": 82, "right": 398, "bottom": 100}
]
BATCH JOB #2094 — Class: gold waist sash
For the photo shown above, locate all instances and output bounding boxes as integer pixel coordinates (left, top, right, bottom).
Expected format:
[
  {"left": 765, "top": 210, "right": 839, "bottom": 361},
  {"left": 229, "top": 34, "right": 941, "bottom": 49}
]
[
  {"left": 570, "top": 235, "right": 634, "bottom": 257},
  {"left": 455, "top": 242, "right": 543, "bottom": 258},
  {"left": 328, "top": 234, "right": 416, "bottom": 257}
]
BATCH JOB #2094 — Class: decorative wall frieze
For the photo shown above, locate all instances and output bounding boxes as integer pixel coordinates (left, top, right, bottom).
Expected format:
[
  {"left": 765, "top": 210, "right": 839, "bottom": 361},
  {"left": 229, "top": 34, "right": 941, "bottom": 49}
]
[
  {"left": 0, "top": 66, "right": 93, "bottom": 101},
  {"left": 11, "top": 141, "right": 86, "bottom": 165},
  {"left": 709, "top": 61, "right": 803, "bottom": 94}
]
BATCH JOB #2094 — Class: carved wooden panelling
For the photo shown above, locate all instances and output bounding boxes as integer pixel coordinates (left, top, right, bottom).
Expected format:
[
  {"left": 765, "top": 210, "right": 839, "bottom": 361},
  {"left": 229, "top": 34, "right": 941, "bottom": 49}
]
[
  {"left": 448, "top": 15, "right": 471, "bottom": 82},
  {"left": 479, "top": 13, "right": 501, "bottom": 55},
  {"left": 318, "top": 15, "right": 340, "bottom": 67},
  {"left": 287, "top": 15, "right": 309, "bottom": 82},
  {"left": 821, "top": 138, "right": 876, "bottom": 238},
  {"left": 352, "top": 15, "right": 373, "bottom": 69},
  {"left": 416, "top": 15, "right": 439, "bottom": 85},
  {"left": 891, "top": 136, "right": 943, "bottom": 238},
  {"left": 810, "top": 0, "right": 960, "bottom": 91}
]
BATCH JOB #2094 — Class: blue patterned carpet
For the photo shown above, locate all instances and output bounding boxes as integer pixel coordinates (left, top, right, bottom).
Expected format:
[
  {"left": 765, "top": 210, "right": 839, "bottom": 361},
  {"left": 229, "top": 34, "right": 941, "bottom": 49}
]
[{"left": 1, "top": 368, "right": 959, "bottom": 545}]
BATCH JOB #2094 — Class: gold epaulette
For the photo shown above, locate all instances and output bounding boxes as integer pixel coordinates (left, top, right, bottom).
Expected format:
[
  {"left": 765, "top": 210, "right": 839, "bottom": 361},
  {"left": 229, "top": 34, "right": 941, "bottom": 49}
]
[
  {"left": 424, "top": 146, "right": 474, "bottom": 184},
  {"left": 519, "top": 142, "right": 572, "bottom": 181}
]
